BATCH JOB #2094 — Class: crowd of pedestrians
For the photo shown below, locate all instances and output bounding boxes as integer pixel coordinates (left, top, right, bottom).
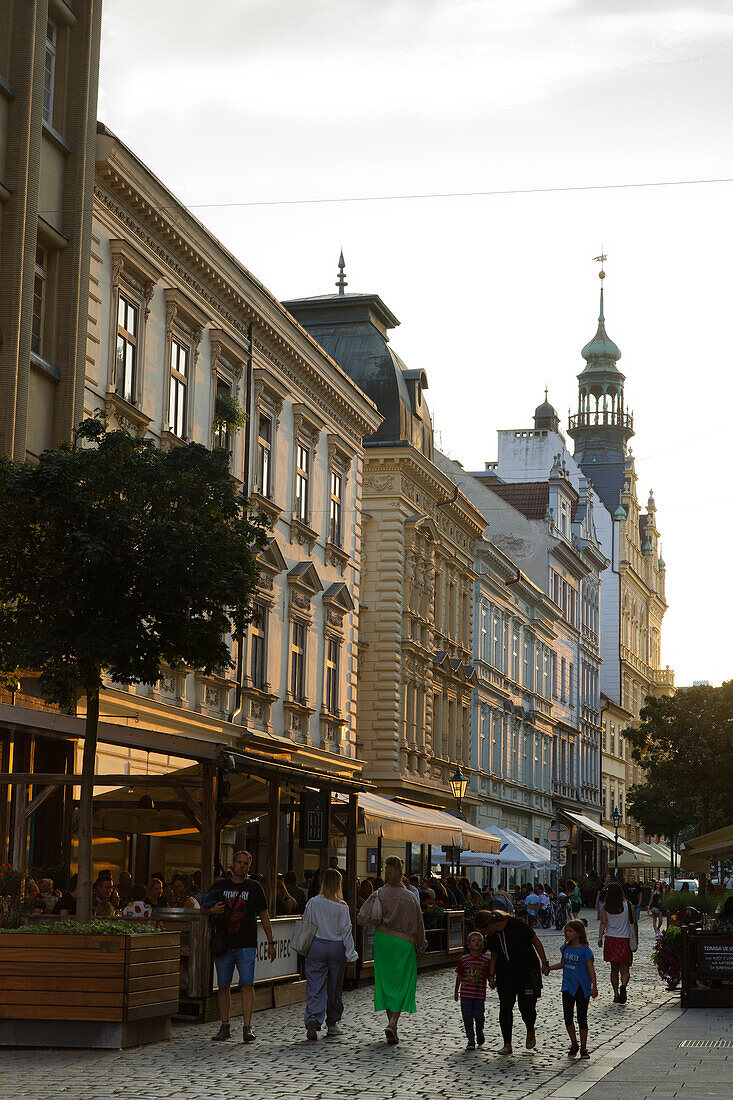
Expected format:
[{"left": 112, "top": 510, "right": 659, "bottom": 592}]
[{"left": 25, "top": 868, "right": 203, "bottom": 918}]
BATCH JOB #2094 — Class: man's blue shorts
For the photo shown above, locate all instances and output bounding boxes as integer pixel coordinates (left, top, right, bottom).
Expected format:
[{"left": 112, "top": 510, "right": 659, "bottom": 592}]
[{"left": 214, "top": 946, "right": 256, "bottom": 989}]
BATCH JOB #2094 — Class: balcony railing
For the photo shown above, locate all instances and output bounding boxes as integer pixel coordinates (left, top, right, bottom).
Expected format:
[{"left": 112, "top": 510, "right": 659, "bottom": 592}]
[
  {"left": 569, "top": 409, "right": 634, "bottom": 431},
  {"left": 651, "top": 667, "right": 675, "bottom": 687}
]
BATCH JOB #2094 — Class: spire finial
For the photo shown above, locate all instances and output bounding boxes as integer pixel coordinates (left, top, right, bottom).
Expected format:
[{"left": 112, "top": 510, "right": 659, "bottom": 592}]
[
  {"left": 544, "top": 385, "right": 548, "bottom": 402},
  {"left": 336, "top": 249, "right": 347, "bottom": 295},
  {"left": 593, "top": 249, "right": 607, "bottom": 321}
]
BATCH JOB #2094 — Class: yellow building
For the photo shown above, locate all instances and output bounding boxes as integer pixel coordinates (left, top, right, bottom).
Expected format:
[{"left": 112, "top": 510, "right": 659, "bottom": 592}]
[
  {"left": 0, "top": 0, "right": 102, "bottom": 462},
  {"left": 285, "top": 276, "right": 488, "bottom": 873}
]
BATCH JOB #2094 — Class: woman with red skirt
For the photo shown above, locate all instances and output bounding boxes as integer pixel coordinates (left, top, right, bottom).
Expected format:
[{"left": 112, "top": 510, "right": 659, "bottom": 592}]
[{"left": 598, "top": 881, "right": 637, "bottom": 1003}]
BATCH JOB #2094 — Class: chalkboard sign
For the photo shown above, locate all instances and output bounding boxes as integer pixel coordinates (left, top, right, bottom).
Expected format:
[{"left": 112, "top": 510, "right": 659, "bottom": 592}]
[
  {"left": 447, "top": 911, "right": 465, "bottom": 954},
  {"left": 700, "top": 941, "right": 733, "bottom": 974},
  {"left": 299, "top": 789, "right": 330, "bottom": 849}
]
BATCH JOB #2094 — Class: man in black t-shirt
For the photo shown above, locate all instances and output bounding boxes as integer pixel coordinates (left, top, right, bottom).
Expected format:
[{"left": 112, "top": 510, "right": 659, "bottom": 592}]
[
  {"left": 623, "top": 874, "right": 642, "bottom": 920},
  {"left": 203, "top": 851, "right": 276, "bottom": 1042}
]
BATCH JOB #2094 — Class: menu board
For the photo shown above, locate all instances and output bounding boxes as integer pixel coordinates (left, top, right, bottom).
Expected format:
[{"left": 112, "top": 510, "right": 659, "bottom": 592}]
[
  {"left": 447, "top": 911, "right": 465, "bottom": 953},
  {"left": 700, "top": 941, "right": 733, "bottom": 974}
]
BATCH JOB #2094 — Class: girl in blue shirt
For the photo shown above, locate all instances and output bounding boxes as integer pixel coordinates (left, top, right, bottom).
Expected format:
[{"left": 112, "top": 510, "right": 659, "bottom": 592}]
[{"left": 548, "top": 920, "right": 598, "bottom": 1058}]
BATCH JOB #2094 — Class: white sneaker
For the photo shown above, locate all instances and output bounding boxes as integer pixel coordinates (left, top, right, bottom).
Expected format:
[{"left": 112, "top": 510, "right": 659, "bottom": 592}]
[{"left": 327, "top": 1023, "right": 340, "bottom": 1037}]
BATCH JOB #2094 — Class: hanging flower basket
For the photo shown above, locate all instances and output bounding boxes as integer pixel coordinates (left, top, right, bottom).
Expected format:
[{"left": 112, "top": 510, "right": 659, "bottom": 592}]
[{"left": 651, "top": 925, "right": 682, "bottom": 989}]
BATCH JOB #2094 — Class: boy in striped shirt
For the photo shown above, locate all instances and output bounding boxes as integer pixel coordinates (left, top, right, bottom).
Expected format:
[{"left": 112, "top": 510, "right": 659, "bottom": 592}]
[{"left": 454, "top": 931, "right": 491, "bottom": 1049}]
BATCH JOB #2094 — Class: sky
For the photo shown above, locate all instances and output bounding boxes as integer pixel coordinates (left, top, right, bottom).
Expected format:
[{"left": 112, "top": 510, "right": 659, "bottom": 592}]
[{"left": 98, "top": 0, "right": 733, "bottom": 687}]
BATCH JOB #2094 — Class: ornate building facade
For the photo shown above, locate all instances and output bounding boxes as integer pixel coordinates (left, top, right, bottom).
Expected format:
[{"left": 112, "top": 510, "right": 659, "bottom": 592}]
[{"left": 284, "top": 281, "right": 487, "bottom": 819}]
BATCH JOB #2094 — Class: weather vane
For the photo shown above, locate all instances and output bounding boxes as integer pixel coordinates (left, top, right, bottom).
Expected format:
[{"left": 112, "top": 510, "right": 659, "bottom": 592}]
[{"left": 593, "top": 250, "right": 607, "bottom": 281}]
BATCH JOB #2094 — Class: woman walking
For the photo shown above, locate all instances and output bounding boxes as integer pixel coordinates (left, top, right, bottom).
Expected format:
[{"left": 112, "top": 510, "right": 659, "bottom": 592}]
[
  {"left": 476, "top": 909, "right": 550, "bottom": 1055},
  {"left": 598, "top": 881, "right": 637, "bottom": 1003},
  {"left": 648, "top": 881, "right": 664, "bottom": 935},
  {"left": 303, "top": 869, "right": 359, "bottom": 1040},
  {"left": 357, "top": 855, "right": 426, "bottom": 1045},
  {"left": 567, "top": 879, "right": 583, "bottom": 918}
]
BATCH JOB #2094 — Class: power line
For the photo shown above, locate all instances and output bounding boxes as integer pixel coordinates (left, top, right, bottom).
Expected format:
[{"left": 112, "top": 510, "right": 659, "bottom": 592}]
[{"left": 37, "top": 173, "right": 733, "bottom": 217}]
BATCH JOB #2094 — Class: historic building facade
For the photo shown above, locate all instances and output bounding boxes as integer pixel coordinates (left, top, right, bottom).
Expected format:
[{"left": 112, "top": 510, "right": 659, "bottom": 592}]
[
  {"left": 483, "top": 269, "right": 672, "bottom": 852},
  {"left": 284, "top": 280, "right": 487, "bottom": 820},
  {"left": 600, "top": 693, "right": 631, "bottom": 843},
  {"left": 436, "top": 449, "right": 606, "bottom": 878},
  {"left": 87, "top": 127, "right": 381, "bottom": 774},
  {"left": 0, "top": 0, "right": 102, "bottom": 462},
  {"left": 2, "top": 127, "right": 381, "bottom": 879}
]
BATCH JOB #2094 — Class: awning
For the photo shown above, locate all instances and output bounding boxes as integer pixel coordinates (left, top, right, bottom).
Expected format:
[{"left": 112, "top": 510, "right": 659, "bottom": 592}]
[
  {"left": 354, "top": 792, "right": 500, "bottom": 853},
  {"left": 559, "top": 810, "right": 649, "bottom": 857},
  {"left": 681, "top": 824, "right": 733, "bottom": 870},
  {"left": 616, "top": 841, "right": 671, "bottom": 868},
  {"left": 443, "top": 827, "right": 553, "bottom": 869}
]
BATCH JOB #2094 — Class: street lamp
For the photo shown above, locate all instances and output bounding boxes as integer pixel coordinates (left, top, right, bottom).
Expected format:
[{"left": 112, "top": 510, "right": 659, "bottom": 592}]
[
  {"left": 449, "top": 767, "right": 468, "bottom": 814},
  {"left": 611, "top": 805, "right": 622, "bottom": 880},
  {"left": 448, "top": 767, "right": 468, "bottom": 875}
]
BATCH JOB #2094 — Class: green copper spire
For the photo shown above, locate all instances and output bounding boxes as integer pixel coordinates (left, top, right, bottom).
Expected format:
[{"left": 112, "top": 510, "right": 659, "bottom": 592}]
[{"left": 580, "top": 283, "right": 622, "bottom": 369}]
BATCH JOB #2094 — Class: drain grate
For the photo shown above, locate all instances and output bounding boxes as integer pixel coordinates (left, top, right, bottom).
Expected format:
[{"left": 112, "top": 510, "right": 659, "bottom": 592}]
[{"left": 678, "top": 1039, "right": 733, "bottom": 1049}]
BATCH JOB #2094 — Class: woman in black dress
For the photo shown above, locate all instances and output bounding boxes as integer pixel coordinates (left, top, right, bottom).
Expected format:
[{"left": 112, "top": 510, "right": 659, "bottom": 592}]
[{"left": 475, "top": 909, "right": 551, "bottom": 1055}]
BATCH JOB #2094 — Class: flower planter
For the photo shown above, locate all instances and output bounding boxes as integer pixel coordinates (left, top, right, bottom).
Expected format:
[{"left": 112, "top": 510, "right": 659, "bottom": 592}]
[{"left": 0, "top": 931, "right": 180, "bottom": 1048}]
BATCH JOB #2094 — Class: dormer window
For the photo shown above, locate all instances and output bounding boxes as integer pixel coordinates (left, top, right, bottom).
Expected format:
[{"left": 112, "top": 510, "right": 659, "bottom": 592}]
[{"left": 560, "top": 499, "right": 569, "bottom": 536}]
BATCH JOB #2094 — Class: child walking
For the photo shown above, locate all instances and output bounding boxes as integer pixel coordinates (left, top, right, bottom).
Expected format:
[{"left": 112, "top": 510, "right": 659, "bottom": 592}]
[
  {"left": 454, "top": 931, "right": 491, "bottom": 1050},
  {"left": 548, "top": 920, "right": 598, "bottom": 1058}
]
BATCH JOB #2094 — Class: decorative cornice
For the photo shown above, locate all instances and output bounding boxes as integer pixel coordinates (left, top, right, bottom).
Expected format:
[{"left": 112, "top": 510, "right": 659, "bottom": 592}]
[{"left": 94, "top": 173, "right": 380, "bottom": 442}]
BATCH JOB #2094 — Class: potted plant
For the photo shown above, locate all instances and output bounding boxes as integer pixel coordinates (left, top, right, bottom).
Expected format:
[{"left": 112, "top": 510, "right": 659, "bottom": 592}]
[
  {"left": 213, "top": 393, "right": 246, "bottom": 434},
  {"left": 0, "top": 919, "right": 180, "bottom": 1049},
  {"left": 651, "top": 925, "right": 682, "bottom": 990},
  {"left": 0, "top": 863, "right": 38, "bottom": 928}
]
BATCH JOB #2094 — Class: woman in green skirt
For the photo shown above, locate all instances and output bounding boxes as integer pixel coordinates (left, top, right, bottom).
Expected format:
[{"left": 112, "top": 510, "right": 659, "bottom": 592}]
[{"left": 357, "top": 856, "right": 426, "bottom": 1044}]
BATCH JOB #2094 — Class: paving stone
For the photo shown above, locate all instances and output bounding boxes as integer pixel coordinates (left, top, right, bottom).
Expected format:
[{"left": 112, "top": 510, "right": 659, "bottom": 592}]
[{"left": 3, "top": 917, "right": 679, "bottom": 1100}]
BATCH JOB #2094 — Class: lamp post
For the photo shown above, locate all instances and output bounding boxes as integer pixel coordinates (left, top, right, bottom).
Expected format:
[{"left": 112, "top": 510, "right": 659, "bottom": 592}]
[
  {"left": 449, "top": 767, "right": 468, "bottom": 874},
  {"left": 611, "top": 805, "right": 622, "bottom": 881}
]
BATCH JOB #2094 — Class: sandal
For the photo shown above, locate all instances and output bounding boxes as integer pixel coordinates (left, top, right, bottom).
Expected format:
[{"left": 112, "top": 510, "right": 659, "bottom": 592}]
[
  {"left": 568, "top": 1042, "right": 579, "bottom": 1056},
  {"left": 385, "top": 1026, "right": 398, "bottom": 1045},
  {"left": 580, "top": 1048, "right": 590, "bottom": 1059}
]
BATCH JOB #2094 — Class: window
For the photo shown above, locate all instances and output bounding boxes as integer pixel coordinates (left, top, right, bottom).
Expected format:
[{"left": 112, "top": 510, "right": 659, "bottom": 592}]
[
  {"left": 560, "top": 657, "right": 566, "bottom": 701},
  {"left": 552, "top": 652, "right": 558, "bottom": 698},
  {"left": 257, "top": 414, "right": 272, "bottom": 497},
  {"left": 295, "top": 443, "right": 309, "bottom": 523},
  {"left": 116, "top": 292, "right": 139, "bottom": 404},
  {"left": 43, "top": 22, "right": 56, "bottom": 125},
  {"left": 325, "top": 637, "right": 340, "bottom": 714},
  {"left": 250, "top": 603, "right": 267, "bottom": 689},
  {"left": 512, "top": 632, "right": 520, "bottom": 681},
  {"left": 31, "top": 246, "right": 47, "bottom": 355},
  {"left": 569, "top": 662, "right": 574, "bottom": 701},
  {"left": 560, "top": 499, "right": 569, "bottom": 536},
  {"left": 290, "top": 620, "right": 307, "bottom": 701},
  {"left": 329, "top": 470, "right": 343, "bottom": 545},
  {"left": 168, "top": 338, "right": 189, "bottom": 438}
]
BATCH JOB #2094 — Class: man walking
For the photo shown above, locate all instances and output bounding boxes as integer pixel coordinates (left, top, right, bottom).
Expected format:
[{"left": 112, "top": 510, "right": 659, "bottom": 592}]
[
  {"left": 203, "top": 851, "right": 277, "bottom": 1042},
  {"left": 623, "top": 873, "right": 642, "bottom": 921}
]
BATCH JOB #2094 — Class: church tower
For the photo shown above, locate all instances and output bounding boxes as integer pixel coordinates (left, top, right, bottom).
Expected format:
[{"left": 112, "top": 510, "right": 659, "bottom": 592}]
[{"left": 568, "top": 264, "right": 633, "bottom": 511}]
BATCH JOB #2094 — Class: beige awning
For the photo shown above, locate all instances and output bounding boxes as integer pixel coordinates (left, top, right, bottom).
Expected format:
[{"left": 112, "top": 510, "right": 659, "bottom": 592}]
[
  {"left": 681, "top": 824, "right": 733, "bottom": 870},
  {"left": 560, "top": 810, "right": 649, "bottom": 857},
  {"left": 354, "top": 792, "right": 500, "bottom": 853}
]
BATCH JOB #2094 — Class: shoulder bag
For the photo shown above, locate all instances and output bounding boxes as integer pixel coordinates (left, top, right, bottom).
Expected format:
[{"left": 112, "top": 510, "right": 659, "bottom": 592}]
[
  {"left": 368, "top": 888, "right": 383, "bottom": 927},
  {"left": 627, "top": 901, "right": 638, "bottom": 952},
  {"left": 291, "top": 903, "right": 318, "bottom": 957}
]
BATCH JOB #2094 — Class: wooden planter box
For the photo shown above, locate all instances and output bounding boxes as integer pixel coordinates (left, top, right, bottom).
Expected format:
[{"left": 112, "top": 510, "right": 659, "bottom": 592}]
[{"left": 0, "top": 931, "right": 180, "bottom": 1048}]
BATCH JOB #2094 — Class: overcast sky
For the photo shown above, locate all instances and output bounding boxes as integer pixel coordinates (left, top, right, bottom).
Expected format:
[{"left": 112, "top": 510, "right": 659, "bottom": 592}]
[{"left": 99, "top": 0, "right": 733, "bottom": 687}]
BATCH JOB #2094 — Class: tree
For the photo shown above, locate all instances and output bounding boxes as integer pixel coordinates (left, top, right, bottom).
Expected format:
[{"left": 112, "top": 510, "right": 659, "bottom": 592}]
[
  {"left": 623, "top": 684, "right": 733, "bottom": 840},
  {"left": 0, "top": 418, "right": 267, "bottom": 922}
]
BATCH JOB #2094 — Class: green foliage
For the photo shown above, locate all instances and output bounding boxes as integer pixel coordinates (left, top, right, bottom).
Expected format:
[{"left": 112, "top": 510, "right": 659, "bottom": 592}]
[
  {"left": 0, "top": 919, "right": 164, "bottom": 935},
  {"left": 623, "top": 684, "right": 733, "bottom": 838},
  {"left": 651, "top": 925, "right": 682, "bottom": 986},
  {"left": 213, "top": 393, "right": 247, "bottom": 432},
  {"left": 0, "top": 417, "right": 268, "bottom": 704},
  {"left": 661, "top": 889, "right": 719, "bottom": 916}
]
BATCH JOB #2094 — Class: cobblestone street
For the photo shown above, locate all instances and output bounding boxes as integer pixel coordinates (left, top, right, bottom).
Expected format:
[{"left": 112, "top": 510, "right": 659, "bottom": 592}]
[{"left": 2, "top": 917, "right": 679, "bottom": 1100}]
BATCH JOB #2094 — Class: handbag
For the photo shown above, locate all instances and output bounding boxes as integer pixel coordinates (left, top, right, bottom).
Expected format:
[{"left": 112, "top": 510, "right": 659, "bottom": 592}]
[
  {"left": 291, "top": 908, "right": 317, "bottom": 956},
  {"left": 368, "top": 888, "right": 383, "bottom": 927},
  {"left": 628, "top": 902, "right": 638, "bottom": 952}
]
